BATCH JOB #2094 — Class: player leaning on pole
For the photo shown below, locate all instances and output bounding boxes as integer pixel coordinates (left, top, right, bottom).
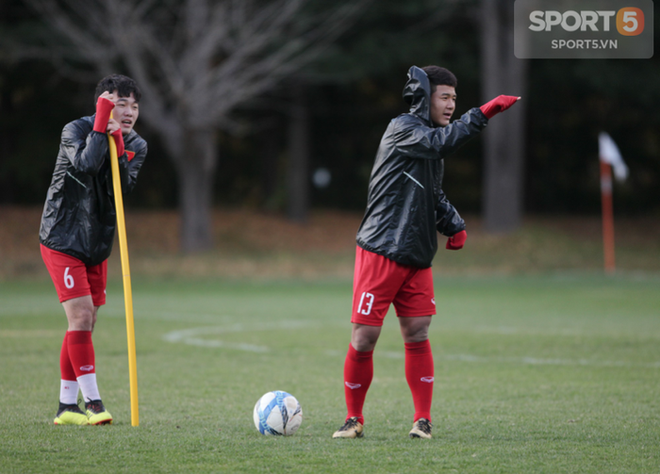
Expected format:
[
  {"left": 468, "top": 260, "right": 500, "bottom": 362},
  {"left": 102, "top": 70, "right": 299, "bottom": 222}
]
[
  {"left": 332, "top": 65, "right": 519, "bottom": 439},
  {"left": 40, "top": 74, "right": 147, "bottom": 425}
]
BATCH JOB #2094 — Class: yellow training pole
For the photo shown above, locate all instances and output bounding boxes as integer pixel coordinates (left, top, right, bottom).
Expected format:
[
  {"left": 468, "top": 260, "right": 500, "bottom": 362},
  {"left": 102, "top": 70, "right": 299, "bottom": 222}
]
[{"left": 108, "top": 125, "right": 140, "bottom": 426}]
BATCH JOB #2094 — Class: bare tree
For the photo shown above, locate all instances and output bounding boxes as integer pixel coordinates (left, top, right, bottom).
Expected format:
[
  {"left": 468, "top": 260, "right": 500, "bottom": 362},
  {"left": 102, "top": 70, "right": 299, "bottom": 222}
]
[
  {"left": 286, "top": 80, "right": 310, "bottom": 223},
  {"left": 19, "top": 0, "right": 365, "bottom": 251},
  {"left": 480, "top": 0, "right": 528, "bottom": 233}
]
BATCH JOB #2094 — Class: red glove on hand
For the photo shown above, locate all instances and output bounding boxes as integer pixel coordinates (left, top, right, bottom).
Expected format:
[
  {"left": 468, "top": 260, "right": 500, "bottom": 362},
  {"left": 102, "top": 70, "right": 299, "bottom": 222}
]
[
  {"left": 110, "top": 129, "right": 125, "bottom": 157},
  {"left": 93, "top": 97, "right": 116, "bottom": 133},
  {"left": 480, "top": 95, "right": 520, "bottom": 119},
  {"left": 446, "top": 230, "right": 467, "bottom": 250}
]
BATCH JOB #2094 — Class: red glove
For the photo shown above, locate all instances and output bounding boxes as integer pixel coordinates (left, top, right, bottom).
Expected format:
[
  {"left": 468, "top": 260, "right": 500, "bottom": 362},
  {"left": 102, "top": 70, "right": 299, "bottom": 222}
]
[
  {"left": 446, "top": 230, "right": 467, "bottom": 250},
  {"left": 480, "top": 95, "right": 520, "bottom": 119},
  {"left": 93, "top": 97, "right": 115, "bottom": 133},
  {"left": 110, "top": 129, "right": 125, "bottom": 157}
]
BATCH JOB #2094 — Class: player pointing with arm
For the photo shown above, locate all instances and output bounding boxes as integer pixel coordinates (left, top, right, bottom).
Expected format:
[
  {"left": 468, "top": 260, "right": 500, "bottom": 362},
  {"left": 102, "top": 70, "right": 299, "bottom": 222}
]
[
  {"left": 40, "top": 74, "right": 147, "bottom": 425},
  {"left": 332, "top": 65, "right": 519, "bottom": 439}
]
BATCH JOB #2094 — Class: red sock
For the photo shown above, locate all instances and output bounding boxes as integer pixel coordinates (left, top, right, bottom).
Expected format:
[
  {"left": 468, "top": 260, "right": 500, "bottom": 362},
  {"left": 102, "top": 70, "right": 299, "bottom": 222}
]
[
  {"left": 405, "top": 339, "right": 434, "bottom": 422},
  {"left": 59, "top": 332, "right": 77, "bottom": 381},
  {"left": 343, "top": 344, "right": 373, "bottom": 425},
  {"left": 67, "top": 330, "right": 96, "bottom": 378}
]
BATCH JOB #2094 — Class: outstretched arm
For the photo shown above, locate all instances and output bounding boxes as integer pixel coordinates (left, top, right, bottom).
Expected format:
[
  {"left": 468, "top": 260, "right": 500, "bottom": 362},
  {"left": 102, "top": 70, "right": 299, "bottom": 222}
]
[{"left": 394, "top": 108, "right": 488, "bottom": 159}]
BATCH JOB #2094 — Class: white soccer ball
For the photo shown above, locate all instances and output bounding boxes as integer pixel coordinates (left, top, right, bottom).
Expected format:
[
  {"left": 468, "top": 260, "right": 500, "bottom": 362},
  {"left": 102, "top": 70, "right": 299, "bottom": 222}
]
[{"left": 253, "top": 391, "right": 303, "bottom": 436}]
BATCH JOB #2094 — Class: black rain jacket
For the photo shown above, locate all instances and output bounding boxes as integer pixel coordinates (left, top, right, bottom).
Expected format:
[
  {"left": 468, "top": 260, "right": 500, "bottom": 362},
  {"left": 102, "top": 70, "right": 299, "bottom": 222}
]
[
  {"left": 356, "top": 66, "right": 488, "bottom": 268},
  {"left": 39, "top": 115, "right": 148, "bottom": 266}
]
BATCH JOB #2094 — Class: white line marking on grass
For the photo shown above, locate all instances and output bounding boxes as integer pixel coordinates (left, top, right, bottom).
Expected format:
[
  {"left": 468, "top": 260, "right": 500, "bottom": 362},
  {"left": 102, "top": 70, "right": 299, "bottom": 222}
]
[
  {"left": 0, "top": 330, "right": 63, "bottom": 338},
  {"left": 163, "top": 319, "right": 660, "bottom": 368},
  {"left": 323, "top": 351, "right": 659, "bottom": 368},
  {"left": 101, "top": 308, "right": 232, "bottom": 323},
  {"left": 163, "top": 320, "right": 315, "bottom": 352},
  {"left": 440, "top": 354, "right": 660, "bottom": 369}
]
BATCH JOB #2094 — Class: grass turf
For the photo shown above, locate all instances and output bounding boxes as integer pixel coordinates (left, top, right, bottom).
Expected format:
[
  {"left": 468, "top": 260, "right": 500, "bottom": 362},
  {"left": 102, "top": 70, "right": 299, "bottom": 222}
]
[{"left": 1, "top": 275, "right": 659, "bottom": 473}]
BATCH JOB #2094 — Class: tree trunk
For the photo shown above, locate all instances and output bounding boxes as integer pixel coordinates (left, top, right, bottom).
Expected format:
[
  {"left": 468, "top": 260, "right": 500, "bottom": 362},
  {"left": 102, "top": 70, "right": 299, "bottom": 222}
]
[
  {"left": 260, "top": 121, "right": 281, "bottom": 211},
  {"left": 287, "top": 83, "right": 310, "bottom": 223},
  {"left": 480, "top": 0, "right": 528, "bottom": 233},
  {"left": 175, "top": 128, "right": 219, "bottom": 252}
]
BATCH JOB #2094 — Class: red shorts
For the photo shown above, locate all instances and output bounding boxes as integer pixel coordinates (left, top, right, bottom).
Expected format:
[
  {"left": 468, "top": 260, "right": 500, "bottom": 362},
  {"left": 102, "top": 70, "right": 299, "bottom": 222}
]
[
  {"left": 351, "top": 246, "right": 436, "bottom": 326},
  {"left": 40, "top": 244, "right": 107, "bottom": 306}
]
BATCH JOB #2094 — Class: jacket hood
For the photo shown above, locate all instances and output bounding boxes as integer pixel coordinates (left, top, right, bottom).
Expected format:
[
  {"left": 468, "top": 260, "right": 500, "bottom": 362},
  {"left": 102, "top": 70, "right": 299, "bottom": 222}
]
[{"left": 402, "top": 66, "right": 431, "bottom": 124}]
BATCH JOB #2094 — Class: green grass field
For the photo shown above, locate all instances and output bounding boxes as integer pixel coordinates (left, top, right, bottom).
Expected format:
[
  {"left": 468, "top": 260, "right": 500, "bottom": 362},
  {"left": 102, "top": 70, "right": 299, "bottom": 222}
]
[{"left": 1, "top": 274, "right": 659, "bottom": 473}]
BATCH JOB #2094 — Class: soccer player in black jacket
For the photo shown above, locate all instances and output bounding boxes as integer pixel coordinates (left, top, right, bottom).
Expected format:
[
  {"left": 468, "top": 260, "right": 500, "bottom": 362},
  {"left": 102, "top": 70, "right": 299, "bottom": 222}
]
[
  {"left": 40, "top": 74, "right": 147, "bottom": 425},
  {"left": 332, "top": 66, "right": 519, "bottom": 439}
]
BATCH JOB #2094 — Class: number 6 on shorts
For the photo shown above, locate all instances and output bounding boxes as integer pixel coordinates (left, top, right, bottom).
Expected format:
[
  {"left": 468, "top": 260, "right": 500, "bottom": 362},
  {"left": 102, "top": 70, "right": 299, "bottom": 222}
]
[{"left": 64, "top": 267, "right": 75, "bottom": 289}]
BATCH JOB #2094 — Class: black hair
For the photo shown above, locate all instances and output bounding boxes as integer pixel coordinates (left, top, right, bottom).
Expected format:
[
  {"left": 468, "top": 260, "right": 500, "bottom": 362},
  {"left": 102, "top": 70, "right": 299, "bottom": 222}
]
[
  {"left": 421, "top": 66, "right": 457, "bottom": 89},
  {"left": 94, "top": 74, "right": 142, "bottom": 103}
]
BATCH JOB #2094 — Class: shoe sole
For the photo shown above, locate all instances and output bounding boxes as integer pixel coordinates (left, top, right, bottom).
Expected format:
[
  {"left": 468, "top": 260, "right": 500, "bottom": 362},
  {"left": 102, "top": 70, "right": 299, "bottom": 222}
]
[
  {"left": 332, "top": 431, "right": 363, "bottom": 439},
  {"left": 87, "top": 409, "right": 113, "bottom": 425},
  {"left": 89, "top": 417, "right": 113, "bottom": 425},
  {"left": 332, "top": 431, "right": 364, "bottom": 439}
]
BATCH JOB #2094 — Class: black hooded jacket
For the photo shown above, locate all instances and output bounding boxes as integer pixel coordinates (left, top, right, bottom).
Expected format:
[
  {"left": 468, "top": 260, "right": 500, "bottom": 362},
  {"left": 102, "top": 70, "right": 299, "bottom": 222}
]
[
  {"left": 356, "top": 66, "right": 488, "bottom": 268},
  {"left": 39, "top": 115, "right": 147, "bottom": 266}
]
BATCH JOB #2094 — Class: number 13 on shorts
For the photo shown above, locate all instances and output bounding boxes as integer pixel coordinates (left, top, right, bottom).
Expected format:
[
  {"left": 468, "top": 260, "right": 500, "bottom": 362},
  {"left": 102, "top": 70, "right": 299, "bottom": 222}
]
[{"left": 357, "top": 292, "right": 374, "bottom": 315}]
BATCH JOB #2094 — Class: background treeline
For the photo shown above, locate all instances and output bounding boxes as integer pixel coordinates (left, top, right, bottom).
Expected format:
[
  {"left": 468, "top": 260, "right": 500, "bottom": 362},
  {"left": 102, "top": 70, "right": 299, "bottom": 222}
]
[{"left": 1, "top": 0, "right": 658, "bottom": 217}]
